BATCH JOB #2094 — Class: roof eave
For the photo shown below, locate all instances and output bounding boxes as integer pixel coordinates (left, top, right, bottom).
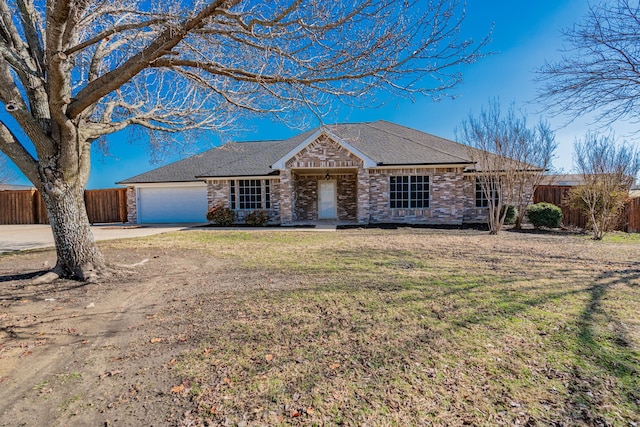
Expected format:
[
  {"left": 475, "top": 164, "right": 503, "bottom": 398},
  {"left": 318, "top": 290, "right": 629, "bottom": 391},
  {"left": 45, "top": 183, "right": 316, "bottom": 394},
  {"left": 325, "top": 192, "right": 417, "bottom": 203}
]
[
  {"left": 374, "top": 161, "right": 474, "bottom": 168},
  {"left": 196, "top": 171, "right": 280, "bottom": 179}
]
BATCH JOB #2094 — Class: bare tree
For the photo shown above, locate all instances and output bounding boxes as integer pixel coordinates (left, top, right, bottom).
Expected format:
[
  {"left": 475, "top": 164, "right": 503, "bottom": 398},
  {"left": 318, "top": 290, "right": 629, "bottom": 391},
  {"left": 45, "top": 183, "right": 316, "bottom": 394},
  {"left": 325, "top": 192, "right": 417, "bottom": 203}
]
[
  {"left": 457, "top": 100, "right": 556, "bottom": 234},
  {"left": 537, "top": 0, "right": 640, "bottom": 126},
  {"left": 0, "top": 0, "right": 489, "bottom": 282},
  {"left": 569, "top": 132, "right": 639, "bottom": 240}
]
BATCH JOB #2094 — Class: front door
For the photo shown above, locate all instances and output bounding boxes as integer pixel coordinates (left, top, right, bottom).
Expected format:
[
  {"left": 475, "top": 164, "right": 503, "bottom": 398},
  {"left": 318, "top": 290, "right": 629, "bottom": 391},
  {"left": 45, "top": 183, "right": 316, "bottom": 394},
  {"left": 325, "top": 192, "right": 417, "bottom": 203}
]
[{"left": 318, "top": 180, "right": 337, "bottom": 219}]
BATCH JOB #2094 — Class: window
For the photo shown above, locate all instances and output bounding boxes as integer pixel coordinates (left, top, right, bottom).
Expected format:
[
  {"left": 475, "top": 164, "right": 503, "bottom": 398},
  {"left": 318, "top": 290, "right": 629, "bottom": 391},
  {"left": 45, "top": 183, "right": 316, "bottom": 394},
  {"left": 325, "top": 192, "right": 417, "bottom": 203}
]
[
  {"left": 230, "top": 179, "right": 271, "bottom": 210},
  {"left": 390, "top": 176, "right": 429, "bottom": 209},
  {"left": 475, "top": 177, "right": 500, "bottom": 208}
]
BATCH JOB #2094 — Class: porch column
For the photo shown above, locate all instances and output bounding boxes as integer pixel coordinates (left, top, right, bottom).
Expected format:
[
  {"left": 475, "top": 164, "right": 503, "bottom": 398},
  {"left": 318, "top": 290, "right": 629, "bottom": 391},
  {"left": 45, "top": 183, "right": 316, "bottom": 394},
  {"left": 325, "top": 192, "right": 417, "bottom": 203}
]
[
  {"left": 279, "top": 169, "right": 294, "bottom": 224},
  {"left": 356, "top": 168, "right": 370, "bottom": 224},
  {"left": 126, "top": 187, "right": 137, "bottom": 224}
]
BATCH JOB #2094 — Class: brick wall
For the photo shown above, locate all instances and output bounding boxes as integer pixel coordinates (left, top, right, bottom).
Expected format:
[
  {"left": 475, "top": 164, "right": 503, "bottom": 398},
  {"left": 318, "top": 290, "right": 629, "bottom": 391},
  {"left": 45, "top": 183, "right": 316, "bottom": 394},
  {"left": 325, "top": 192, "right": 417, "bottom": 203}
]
[
  {"left": 207, "top": 180, "right": 229, "bottom": 209},
  {"left": 461, "top": 175, "right": 537, "bottom": 224},
  {"left": 337, "top": 174, "right": 357, "bottom": 221},
  {"left": 462, "top": 175, "right": 487, "bottom": 223},
  {"left": 293, "top": 174, "right": 317, "bottom": 221},
  {"left": 286, "top": 135, "right": 364, "bottom": 169},
  {"left": 126, "top": 187, "right": 137, "bottom": 223},
  {"left": 207, "top": 178, "right": 281, "bottom": 224},
  {"left": 368, "top": 167, "right": 467, "bottom": 224},
  {"left": 280, "top": 170, "right": 293, "bottom": 224},
  {"left": 292, "top": 173, "right": 357, "bottom": 221}
]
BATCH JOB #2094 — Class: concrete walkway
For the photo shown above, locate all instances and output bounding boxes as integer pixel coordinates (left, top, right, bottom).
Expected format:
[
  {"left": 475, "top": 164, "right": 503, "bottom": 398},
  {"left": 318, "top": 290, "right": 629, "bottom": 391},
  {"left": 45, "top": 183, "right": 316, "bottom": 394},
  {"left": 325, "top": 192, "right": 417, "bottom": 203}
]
[{"left": 0, "top": 223, "right": 198, "bottom": 253}]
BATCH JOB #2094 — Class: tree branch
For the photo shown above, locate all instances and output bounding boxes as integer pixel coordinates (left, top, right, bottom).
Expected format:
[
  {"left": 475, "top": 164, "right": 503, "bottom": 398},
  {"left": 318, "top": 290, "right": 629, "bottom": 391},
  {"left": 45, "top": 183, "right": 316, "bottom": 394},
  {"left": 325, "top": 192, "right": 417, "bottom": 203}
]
[
  {"left": 64, "top": 18, "right": 167, "bottom": 56},
  {"left": 67, "top": 0, "right": 238, "bottom": 119},
  {"left": 16, "top": 0, "right": 45, "bottom": 75}
]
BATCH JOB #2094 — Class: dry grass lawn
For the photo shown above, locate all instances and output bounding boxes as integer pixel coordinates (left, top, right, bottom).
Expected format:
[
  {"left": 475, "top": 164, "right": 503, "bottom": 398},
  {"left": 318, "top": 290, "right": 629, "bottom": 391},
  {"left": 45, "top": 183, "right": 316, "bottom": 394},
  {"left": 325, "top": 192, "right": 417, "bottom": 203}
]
[{"left": 0, "top": 228, "right": 639, "bottom": 426}]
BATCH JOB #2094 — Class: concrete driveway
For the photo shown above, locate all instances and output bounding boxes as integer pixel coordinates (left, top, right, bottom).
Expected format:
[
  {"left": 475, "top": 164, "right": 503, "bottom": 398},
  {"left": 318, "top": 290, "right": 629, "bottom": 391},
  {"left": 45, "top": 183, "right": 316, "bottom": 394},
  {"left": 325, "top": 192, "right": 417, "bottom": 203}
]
[{"left": 0, "top": 223, "right": 200, "bottom": 253}]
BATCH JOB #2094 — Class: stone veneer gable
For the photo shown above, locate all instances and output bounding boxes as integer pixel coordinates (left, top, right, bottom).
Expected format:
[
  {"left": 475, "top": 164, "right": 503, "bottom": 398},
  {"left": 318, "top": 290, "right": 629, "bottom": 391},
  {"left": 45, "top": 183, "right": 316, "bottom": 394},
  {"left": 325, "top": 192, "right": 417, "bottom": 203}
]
[{"left": 286, "top": 134, "right": 364, "bottom": 169}]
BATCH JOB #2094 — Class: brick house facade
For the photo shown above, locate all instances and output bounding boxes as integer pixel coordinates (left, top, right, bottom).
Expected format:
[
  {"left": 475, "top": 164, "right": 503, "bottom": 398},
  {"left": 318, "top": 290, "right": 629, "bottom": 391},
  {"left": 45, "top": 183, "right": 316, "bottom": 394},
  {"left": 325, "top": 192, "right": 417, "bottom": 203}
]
[
  {"left": 119, "top": 121, "right": 534, "bottom": 225},
  {"left": 200, "top": 131, "right": 493, "bottom": 225}
]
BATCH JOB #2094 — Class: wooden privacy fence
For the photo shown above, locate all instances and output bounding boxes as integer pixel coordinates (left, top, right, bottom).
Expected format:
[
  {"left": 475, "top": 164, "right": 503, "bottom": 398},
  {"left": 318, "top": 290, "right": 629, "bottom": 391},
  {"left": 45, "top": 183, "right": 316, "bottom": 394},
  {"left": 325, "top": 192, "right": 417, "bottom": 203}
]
[
  {"left": 625, "top": 197, "right": 640, "bottom": 233},
  {"left": 534, "top": 185, "right": 640, "bottom": 232},
  {"left": 0, "top": 190, "right": 48, "bottom": 224},
  {"left": 533, "top": 186, "right": 588, "bottom": 229},
  {"left": 0, "top": 188, "right": 127, "bottom": 225},
  {"left": 84, "top": 188, "right": 128, "bottom": 224}
]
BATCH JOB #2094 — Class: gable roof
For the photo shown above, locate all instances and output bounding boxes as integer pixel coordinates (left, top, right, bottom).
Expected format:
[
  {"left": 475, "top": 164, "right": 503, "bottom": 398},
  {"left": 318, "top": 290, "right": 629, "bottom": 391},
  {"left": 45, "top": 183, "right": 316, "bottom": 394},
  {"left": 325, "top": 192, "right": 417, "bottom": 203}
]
[
  {"left": 118, "top": 120, "right": 476, "bottom": 184},
  {"left": 271, "top": 128, "right": 378, "bottom": 170},
  {"left": 323, "top": 121, "right": 473, "bottom": 166}
]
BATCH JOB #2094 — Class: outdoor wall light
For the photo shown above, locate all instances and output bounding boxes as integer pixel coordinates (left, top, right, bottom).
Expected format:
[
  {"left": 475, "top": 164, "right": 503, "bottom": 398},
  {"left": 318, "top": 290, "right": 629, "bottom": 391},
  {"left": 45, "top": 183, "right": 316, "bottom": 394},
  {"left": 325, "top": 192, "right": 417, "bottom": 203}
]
[{"left": 325, "top": 171, "right": 331, "bottom": 180}]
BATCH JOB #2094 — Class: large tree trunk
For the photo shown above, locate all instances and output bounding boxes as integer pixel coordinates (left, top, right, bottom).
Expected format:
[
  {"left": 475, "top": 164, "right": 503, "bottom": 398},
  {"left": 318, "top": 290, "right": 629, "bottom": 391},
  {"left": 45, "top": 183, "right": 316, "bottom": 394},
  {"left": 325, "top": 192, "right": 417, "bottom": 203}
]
[{"left": 40, "top": 182, "right": 106, "bottom": 281}]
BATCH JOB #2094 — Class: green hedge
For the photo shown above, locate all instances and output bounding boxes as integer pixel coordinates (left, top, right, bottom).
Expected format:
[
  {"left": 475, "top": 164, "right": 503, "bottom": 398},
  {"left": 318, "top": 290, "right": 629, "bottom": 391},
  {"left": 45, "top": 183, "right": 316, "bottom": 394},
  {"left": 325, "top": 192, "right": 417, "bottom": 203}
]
[{"left": 526, "top": 202, "right": 562, "bottom": 229}]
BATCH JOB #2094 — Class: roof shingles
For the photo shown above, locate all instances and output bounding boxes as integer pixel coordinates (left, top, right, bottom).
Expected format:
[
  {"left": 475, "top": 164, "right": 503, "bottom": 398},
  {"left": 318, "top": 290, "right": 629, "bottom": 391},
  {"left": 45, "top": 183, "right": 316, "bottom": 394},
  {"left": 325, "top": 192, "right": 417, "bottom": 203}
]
[{"left": 118, "top": 121, "right": 475, "bottom": 184}]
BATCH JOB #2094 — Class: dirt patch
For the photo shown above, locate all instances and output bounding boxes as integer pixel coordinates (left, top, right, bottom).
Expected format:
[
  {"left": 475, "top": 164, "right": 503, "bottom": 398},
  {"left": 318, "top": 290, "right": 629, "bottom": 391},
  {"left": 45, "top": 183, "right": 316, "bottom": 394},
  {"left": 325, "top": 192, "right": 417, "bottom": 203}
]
[
  {"left": 0, "top": 229, "right": 639, "bottom": 426},
  {"left": 0, "top": 246, "right": 231, "bottom": 426}
]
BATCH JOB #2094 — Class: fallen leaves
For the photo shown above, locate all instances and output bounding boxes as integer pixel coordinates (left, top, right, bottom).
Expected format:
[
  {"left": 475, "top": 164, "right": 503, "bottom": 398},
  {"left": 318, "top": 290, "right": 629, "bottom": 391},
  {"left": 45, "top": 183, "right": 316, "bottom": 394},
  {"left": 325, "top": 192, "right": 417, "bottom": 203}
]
[
  {"left": 171, "top": 384, "right": 185, "bottom": 394},
  {"left": 171, "top": 379, "right": 193, "bottom": 394},
  {"left": 99, "top": 370, "right": 123, "bottom": 380},
  {"left": 150, "top": 337, "right": 163, "bottom": 344}
]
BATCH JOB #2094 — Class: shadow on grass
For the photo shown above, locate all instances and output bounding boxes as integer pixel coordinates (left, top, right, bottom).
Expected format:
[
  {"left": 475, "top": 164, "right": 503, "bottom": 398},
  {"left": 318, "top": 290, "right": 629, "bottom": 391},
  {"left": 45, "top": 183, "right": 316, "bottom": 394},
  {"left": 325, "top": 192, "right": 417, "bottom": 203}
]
[{"left": 567, "top": 269, "right": 640, "bottom": 423}]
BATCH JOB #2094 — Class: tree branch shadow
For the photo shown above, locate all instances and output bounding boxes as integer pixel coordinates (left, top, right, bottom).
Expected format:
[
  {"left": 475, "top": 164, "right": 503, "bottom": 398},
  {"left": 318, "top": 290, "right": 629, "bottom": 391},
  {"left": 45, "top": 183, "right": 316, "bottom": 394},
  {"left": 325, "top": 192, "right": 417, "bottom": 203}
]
[
  {"left": 566, "top": 269, "right": 640, "bottom": 423},
  {"left": 0, "top": 270, "right": 47, "bottom": 283},
  {"left": 0, "top": 270, "right": 88, "bottom": 301}
]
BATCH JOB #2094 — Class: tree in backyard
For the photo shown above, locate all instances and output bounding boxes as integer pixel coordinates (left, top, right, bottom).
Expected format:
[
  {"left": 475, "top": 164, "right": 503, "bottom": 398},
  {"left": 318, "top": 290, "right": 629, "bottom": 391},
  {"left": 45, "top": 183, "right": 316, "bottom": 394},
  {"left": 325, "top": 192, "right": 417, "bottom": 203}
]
[
  {"left": 456, "top": 100, "right": 556, "bottom": 234},
  {"left": 0, "top": 0, "right": 490, "bottom": 282},
  {"left": 569, "top": 132, "right": 639, "bottom": 240},
  {"left": 536, "top": 0, "right": 640, "bottom": 126}
]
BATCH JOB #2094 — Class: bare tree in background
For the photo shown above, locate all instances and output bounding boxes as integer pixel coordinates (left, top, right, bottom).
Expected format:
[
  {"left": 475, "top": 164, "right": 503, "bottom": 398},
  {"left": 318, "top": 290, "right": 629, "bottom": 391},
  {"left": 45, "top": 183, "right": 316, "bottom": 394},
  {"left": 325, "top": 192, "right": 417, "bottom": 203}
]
[
  {"left": 457, "top": 100, "right": 556, "bottom": 234},
  {"left": 0, "top": 0, "right": 489, "bottom": 282},
  {"left": 537, "top": 0, "right": 640, "bottom": 126},
  {"left": 569, "top": 133, "right": 640, "bottom": 240}
]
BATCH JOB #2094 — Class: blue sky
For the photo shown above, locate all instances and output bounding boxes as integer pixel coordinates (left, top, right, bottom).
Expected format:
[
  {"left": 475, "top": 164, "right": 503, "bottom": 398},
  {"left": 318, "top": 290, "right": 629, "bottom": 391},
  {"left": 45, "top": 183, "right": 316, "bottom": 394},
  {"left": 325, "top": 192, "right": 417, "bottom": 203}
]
[{"left": 5, "top": 0, "right": 636, "bottom": 188}]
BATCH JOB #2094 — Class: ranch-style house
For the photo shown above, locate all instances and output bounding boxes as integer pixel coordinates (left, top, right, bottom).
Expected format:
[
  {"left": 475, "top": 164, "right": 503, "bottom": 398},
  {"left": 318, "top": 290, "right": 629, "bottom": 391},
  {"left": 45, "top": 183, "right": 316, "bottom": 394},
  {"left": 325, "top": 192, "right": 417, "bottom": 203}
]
[{"left": 118, "top": 120, "right": 530, "bottom": 225}]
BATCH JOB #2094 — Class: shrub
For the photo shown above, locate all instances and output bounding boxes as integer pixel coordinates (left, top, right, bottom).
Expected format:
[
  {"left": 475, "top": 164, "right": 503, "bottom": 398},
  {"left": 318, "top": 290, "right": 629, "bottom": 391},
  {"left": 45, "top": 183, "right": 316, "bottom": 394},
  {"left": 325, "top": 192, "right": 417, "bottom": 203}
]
[
  {"left": 245, "top": 210, "right": 269, "bottom": 226},
  {"left": 568, "top": 184, "right": 629, "bottom": 239},
  {"left": 500, "top": 204, "right": 518, "bottom": 225},
  {"left": 526, "top": 202, "right": 562, "bottom": 229},
  {"left": 206, "top": 205, "right": 236, "bottom": 226}
]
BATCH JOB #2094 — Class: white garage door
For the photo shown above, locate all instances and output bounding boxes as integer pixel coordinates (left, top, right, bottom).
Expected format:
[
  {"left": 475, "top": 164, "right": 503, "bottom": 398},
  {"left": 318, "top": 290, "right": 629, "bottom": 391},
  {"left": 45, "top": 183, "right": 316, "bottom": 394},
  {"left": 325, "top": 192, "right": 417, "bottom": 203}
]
[{"left": 138, "top": 186, "right": 208, "bottom": 223}]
